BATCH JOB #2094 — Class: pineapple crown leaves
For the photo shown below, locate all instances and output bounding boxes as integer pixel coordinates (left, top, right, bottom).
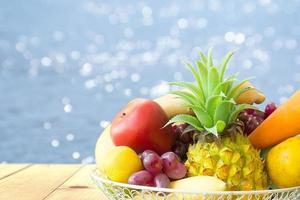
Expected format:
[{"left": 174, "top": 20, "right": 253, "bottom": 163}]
[{"left": 166, "top": 48, "right": 255, "bottom": 137}]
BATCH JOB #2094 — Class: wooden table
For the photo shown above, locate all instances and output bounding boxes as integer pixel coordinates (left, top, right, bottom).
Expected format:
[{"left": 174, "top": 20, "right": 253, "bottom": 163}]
[{"left": 0, "top": 164, "right": 107, "bottom": 200}]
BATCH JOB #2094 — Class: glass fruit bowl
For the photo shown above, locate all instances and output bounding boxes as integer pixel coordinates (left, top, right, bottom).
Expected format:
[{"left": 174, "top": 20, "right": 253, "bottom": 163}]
[{"left": 90, "top": 170, "right": 300, "bottom": 200}]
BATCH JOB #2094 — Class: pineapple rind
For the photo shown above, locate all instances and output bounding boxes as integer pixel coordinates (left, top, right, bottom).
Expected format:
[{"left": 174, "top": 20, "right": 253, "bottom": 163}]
[{"left": 185, "top": 134, "right": 268, "bottom": 191}]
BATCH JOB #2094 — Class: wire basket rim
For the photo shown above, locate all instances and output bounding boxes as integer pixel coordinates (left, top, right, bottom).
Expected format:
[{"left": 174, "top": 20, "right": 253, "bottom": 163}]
[{"left": 90, "top": 169, "right": 300, "bottom": 195}]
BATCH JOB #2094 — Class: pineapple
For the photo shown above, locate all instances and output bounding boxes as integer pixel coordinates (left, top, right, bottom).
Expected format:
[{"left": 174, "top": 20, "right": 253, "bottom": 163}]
[{"left": 167, "top": 49, "right": 268, "bottom": 191}]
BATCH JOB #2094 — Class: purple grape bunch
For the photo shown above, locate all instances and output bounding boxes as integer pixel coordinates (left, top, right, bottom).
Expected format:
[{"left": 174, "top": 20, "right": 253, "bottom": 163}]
[
  {"left": 238, "top": 102, "right": 277, "bottom": 135},
  {"left": 128, "top": 150, "right": 187, "bottom": 188},
  {"left": 264, "top": 102, "right": 277, "bottom": 118},
  {"left": 171, "top": 123, "right": 197, "bottom": 160}
]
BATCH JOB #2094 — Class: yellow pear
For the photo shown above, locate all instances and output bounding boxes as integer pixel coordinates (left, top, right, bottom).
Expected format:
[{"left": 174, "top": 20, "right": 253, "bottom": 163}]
[{"left": 95, "top": 125, "right": 115, "bottom": 173}]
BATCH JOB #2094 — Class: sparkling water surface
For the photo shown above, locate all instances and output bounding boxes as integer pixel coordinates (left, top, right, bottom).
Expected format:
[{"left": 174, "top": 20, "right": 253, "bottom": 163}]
[{"left": 1, "top": 0, "right": 300, "bottom": 163}]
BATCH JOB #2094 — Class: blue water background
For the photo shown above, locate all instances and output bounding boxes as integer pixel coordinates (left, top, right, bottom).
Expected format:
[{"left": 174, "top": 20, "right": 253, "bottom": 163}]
[{"left": 1, "top": 0, "right": 300, "bottom": 163}]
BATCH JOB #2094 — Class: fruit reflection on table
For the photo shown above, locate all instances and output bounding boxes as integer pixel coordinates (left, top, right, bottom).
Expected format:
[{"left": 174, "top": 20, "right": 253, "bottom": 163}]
[{"left": 95, "top": 49, "right": 300, "bottom": 192}]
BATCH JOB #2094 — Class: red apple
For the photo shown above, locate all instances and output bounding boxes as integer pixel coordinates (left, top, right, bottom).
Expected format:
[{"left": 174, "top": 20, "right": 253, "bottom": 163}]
[{"left": 110, "top": 98, "right": 175, "bottom": 155}]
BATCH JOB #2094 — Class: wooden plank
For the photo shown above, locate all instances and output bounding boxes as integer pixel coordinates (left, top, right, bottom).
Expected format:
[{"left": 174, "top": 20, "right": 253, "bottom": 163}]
[
  {"left": 44, "top": 188, "right": 106, "bottom": 200},
  {"left": 46, "top": 165, "right": 107, "bottom": 200},
  {"left": 0, "top": 164, "right": 82, "bottom": 200},
  {"left": 59, "top": 165, "right": 97, "bottom": 189},
  {"left": 0, "top": 164, "right": 31, "bottom": 180}
]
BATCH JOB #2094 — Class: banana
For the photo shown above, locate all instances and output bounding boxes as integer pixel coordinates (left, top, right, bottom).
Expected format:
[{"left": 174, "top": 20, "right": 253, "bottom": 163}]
[
  {"left": 154, "top": 94, "right": 193, "bottom": 119},
  {"left": 235, "top": 81, "right": 265, "bottom": 105}
]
